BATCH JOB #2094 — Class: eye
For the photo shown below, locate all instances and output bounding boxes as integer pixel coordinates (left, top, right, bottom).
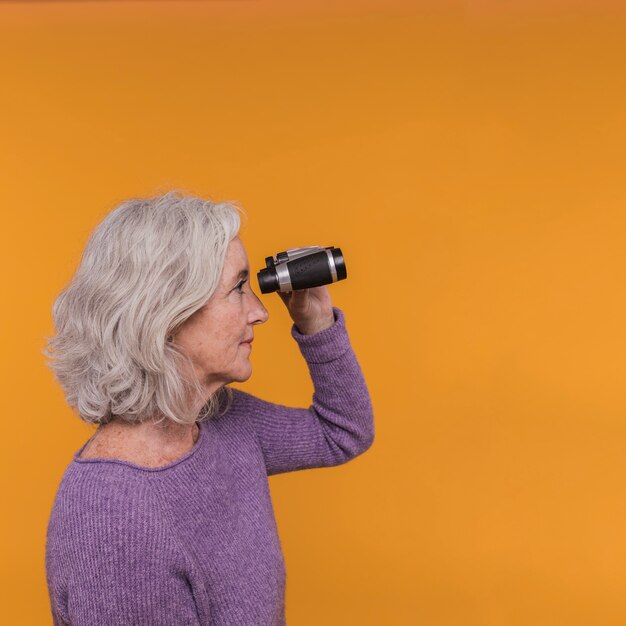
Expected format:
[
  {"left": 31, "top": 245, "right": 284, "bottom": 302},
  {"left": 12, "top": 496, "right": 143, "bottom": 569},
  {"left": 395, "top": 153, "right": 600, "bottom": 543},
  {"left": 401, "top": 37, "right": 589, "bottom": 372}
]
[{"left": 235, "top": 279, "right": 247, "bottom": 294}]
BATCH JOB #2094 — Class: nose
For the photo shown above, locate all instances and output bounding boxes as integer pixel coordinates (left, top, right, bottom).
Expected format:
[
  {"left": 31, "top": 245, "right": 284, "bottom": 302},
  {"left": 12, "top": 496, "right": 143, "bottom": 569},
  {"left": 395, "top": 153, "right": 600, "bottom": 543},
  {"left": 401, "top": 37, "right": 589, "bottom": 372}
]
[{"left": 249, "top": 291, "right": 269, "bottom": 326}]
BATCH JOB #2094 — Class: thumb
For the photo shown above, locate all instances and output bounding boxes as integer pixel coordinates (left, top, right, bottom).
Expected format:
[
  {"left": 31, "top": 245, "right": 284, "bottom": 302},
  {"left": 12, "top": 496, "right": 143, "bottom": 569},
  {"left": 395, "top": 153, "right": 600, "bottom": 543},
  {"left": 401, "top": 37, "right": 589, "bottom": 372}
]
[{"left": 289, "top": 288, "right": 310, "bottom": 309}]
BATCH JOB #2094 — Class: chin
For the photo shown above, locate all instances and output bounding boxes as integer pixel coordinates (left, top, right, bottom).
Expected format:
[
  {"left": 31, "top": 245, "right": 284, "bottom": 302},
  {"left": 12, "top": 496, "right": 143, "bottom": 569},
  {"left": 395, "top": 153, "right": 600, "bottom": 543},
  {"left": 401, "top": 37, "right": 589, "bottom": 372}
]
[{"left": 231, "top": 365, "right": 253, "bottom": 383}]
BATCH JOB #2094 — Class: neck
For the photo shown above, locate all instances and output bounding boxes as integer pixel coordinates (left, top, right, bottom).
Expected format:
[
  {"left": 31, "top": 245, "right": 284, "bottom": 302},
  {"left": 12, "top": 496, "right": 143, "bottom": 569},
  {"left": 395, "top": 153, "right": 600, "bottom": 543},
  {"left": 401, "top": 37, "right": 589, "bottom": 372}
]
[{"left": 95, "top": 418, "right": 199, "bottom": 456}]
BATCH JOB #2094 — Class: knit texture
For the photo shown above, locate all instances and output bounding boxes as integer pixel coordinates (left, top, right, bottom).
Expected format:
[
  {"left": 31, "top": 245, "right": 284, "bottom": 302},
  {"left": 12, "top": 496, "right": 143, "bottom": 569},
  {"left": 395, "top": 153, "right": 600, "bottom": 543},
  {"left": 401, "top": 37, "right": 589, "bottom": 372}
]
[{"left": 45, "top": 306, "right": 374, "bottom": 625}]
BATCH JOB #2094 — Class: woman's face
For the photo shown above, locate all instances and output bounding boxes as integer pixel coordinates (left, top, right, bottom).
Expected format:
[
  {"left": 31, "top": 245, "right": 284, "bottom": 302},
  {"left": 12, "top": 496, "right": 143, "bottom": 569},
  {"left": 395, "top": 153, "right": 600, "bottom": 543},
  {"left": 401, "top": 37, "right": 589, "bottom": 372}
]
[{"left": 173, "top": 236, "right": 269, "bottom": 396}]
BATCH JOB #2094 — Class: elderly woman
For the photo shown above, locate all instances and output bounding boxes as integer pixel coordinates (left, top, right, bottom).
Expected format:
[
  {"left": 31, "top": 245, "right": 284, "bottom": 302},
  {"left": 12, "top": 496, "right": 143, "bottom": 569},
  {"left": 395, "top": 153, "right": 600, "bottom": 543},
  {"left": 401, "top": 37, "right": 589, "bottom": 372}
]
[{"left": 44, "top": 191, "right": 374, "bottom": 626}]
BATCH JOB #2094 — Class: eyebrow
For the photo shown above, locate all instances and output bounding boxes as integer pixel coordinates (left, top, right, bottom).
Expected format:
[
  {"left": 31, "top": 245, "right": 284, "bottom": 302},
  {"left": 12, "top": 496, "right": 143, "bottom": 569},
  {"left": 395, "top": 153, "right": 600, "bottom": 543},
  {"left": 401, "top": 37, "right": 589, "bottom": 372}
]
[{"left": 235, "top": 269, "right": 249, "bottom": 282}]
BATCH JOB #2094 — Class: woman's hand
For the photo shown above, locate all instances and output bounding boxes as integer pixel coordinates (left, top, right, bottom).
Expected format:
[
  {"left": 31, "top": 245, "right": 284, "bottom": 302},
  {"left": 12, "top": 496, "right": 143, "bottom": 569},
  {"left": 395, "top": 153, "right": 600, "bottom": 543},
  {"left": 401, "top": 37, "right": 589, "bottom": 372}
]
[{"left": 276, "top": 285, "right": 335, "bottom": 335}]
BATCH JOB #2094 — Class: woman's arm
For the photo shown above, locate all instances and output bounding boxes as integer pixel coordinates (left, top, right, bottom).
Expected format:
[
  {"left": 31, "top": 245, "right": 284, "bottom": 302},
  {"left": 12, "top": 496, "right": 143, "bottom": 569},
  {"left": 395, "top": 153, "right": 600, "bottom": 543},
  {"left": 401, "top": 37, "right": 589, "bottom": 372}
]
[{"left": 234, "top": 306, "right": 375, "bottom": 476}]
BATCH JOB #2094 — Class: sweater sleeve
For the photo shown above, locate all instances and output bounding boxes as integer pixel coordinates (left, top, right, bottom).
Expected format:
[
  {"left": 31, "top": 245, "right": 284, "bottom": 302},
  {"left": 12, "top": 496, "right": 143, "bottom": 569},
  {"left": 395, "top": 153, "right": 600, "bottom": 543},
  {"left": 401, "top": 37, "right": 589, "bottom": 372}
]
[
  {"left": 47, "top": 480, "right": 206, "bottom": 626},
  {"left": 234, "top": 306, "right": 375, "bottom": 476}
]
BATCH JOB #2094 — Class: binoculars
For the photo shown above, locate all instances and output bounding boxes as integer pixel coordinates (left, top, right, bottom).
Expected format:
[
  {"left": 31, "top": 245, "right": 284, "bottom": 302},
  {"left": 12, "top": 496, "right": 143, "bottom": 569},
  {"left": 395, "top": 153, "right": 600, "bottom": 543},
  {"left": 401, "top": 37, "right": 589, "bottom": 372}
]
[{"left": 257, "top": 246, "right": 347, "bottom": 294}]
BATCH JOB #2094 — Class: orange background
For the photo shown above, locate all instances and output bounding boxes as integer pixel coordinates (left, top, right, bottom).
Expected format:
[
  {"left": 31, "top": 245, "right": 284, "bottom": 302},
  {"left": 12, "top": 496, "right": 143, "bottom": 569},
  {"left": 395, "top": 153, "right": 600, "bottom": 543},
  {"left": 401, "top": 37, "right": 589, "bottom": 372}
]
[{"left": 2, "top": 1, "right": 626, "bottom": 624}]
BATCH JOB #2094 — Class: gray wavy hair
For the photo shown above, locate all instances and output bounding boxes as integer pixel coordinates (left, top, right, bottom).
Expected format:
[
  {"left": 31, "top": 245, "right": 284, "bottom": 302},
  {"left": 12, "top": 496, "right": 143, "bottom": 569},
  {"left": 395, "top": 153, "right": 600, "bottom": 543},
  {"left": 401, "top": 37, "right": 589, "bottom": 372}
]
[{"left": 43, "top": 190, "right": 245, "bottom": 427}]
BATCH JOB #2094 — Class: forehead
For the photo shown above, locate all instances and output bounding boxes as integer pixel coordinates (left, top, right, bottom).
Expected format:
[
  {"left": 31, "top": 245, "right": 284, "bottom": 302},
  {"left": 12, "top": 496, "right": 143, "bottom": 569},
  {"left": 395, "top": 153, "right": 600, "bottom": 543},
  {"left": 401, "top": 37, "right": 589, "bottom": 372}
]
[{"left": 224, "top": 237, "right": 249, "bottom": 277}]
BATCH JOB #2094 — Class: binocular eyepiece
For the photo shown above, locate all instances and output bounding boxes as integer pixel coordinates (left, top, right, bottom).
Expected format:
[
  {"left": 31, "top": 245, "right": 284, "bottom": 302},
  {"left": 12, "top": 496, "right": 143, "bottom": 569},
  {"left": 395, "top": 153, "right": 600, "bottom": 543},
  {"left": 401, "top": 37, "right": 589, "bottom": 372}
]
[{"left": 257, "top": 246, "right": 347, "bottom": 294}]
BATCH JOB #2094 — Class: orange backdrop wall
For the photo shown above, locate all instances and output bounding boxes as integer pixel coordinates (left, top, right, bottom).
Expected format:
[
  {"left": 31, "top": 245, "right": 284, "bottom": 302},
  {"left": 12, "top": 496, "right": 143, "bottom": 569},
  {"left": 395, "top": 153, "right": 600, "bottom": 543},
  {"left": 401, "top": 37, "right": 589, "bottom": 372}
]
[{"left": 2, "top": 1, "right": 626, "bottom": 624}]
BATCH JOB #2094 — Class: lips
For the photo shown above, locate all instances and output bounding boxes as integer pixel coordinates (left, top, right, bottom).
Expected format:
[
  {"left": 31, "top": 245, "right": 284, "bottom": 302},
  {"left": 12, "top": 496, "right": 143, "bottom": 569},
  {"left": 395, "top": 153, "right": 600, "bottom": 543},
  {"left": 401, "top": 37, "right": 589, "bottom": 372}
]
[{"left": 240, "top": 337, "right": 254, "bottom": 344}]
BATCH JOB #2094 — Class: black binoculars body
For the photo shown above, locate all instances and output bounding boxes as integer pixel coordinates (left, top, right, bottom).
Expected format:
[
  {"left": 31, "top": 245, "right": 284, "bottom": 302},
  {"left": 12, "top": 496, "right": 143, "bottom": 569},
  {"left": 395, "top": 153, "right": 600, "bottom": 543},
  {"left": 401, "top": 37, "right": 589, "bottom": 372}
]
[{"left": 257, "top": 246, "right": 347, "bottom": 294}]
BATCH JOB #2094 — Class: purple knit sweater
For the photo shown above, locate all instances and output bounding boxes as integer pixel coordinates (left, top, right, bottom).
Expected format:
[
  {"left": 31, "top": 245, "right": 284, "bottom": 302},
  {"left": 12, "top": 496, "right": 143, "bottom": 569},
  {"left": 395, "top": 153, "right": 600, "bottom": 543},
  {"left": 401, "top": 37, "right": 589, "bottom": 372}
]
[{"left": 45, "top": 306, "right": 374, "bottom": 625}]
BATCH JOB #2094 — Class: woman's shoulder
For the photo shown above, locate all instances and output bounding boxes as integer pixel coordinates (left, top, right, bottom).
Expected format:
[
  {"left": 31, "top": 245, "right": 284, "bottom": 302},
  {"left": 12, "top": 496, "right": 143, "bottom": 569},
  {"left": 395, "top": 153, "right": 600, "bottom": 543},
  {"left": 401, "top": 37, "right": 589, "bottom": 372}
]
[
  {"left": 50, "top": 459, "right": 156, "bottom": 516},
  {"left": 46, "top": 462, "right": 172, "bottom": 556}
]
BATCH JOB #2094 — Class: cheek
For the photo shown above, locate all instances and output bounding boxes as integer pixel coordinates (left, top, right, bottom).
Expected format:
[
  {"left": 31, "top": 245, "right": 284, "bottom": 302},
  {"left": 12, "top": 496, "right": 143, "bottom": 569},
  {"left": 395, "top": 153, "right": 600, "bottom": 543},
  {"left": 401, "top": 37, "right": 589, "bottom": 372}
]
[
  {"left": 179, "top": 310, "right": 245, "bottom": 367},
  {"left": 211, "top": 328, "right": 241, "bottom": 358}
]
